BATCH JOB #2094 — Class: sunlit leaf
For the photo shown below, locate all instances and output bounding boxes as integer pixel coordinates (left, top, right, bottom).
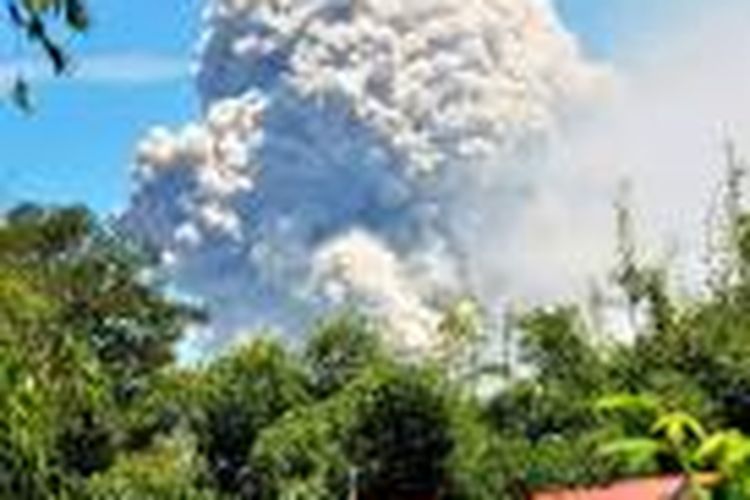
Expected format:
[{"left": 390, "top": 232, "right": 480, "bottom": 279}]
[
  {"left": 652, "top": 411, "right": 706, "bottom": 448},
  {"left": 599, "top": 438, "right": 662, "bottom": 469},
  {"left": 596, "top": 393, "right": 661, "bottom": 415}
]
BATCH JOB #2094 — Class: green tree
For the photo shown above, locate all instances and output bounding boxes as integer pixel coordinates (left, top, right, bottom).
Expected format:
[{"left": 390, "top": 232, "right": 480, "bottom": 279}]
[
  {"left": 0, "top": 205, "right": 201, "bottom": 493},
  {"left": 490, "top": 307, "right": 608, "bottom": 441},
  {"left": 344, "top": 365, "right": 454, "bottom": 500},
  {"left": 0, "top": 257, "right": 113, "bottom": 497},
  {"left": 192, "top": 338, "right": 311, "bottom": 495},
  {"left": 304, "top": 313, "right": 383, "bottom": 397},
  {"left": 250, "top": 363, "right": 457, "bottom": 500},
  {"left": 250, "top": 402, "right": 351, "bottom": 500},
  {"left": 86, "top": 432, "right": 217, "bottom": 500},
  {"left": 0, "top": 205, "right": 201, "bottom": 385}
]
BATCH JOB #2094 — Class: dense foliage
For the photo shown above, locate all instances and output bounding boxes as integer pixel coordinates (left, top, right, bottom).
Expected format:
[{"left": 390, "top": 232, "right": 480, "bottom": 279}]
[{"left": 6, "top": 157, "right": 750, "bottom": 499}]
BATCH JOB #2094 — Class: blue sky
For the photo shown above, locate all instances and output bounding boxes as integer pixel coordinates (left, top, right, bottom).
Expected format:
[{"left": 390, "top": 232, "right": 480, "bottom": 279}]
[{"left": 0, "top": 0, "right": 706, "bottom": 214}]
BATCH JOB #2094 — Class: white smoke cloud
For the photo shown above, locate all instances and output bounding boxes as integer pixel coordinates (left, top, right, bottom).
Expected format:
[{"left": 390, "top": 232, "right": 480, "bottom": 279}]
[
  {"left": 311, "top": 230, "right": 443, "bottom": 353},
  {"left": 532, "top": 1, "right": 750, "bottom": 300},
  {"left": 463, "top": 0, "right": 750, "bottom": 345},
  {"left": 123, "top": 0, "right": 628, "bottom": 354}
]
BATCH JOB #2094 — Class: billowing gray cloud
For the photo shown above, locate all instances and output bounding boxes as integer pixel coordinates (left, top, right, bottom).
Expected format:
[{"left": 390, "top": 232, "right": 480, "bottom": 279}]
[{"left": 122, "top": 0, "right": 616, "bottom": 354}]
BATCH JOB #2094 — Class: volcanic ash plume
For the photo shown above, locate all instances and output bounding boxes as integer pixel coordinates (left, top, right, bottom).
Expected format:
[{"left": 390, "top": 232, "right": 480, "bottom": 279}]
[{"left": 123, "top": 0, "right": 607, "bottom": 353}]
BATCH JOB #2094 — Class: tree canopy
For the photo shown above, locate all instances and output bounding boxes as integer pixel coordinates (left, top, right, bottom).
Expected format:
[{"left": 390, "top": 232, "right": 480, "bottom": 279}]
[{"left": 4, "top": 150, "right": 750, "bottom": 498}]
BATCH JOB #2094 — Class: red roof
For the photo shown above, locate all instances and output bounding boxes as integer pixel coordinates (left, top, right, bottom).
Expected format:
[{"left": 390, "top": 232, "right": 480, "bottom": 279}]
[{"left": 532, "top": 475, "right": 692, "bottom": 500}]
